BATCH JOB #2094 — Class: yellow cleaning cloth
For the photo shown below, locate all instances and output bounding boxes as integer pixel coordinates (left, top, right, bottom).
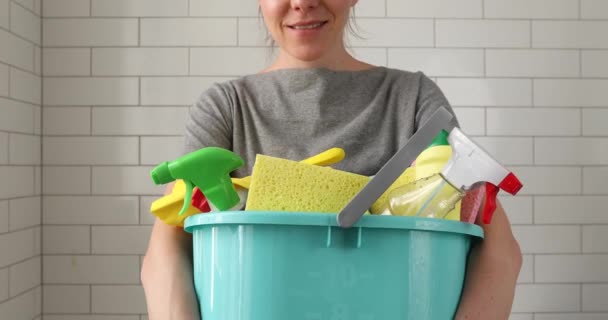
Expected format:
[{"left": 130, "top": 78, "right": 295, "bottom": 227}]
[{"left": 246, "top": 154, "right": 370, "bottom": 213}]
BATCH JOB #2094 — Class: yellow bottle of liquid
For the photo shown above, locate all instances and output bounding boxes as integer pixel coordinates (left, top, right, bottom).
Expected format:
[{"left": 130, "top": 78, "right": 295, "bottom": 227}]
[{"left": 412, "top": 130, "right": 461, "bottom": 221}]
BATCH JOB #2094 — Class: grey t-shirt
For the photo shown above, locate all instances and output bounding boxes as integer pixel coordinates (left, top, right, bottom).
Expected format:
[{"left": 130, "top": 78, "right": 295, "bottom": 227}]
[{"left": 183, "top": 66, "right": 458, "bottom": 178}]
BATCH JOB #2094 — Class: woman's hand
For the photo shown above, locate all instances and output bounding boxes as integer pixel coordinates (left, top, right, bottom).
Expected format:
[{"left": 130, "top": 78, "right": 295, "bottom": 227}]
[
  {"left": 141, "top": 183, "right": 201, "bottom": 320},
  {"left": 455, "top": 200, "right": 523, "bottom": 320}
]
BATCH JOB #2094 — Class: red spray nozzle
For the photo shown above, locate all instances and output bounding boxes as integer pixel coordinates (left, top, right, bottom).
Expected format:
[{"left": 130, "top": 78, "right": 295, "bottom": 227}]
[
  {"left": 150, "top": 147, "right": 244, "bottom": 214},
  {"left": 191, "top": 188, "right": 211, "bottom": 213}
]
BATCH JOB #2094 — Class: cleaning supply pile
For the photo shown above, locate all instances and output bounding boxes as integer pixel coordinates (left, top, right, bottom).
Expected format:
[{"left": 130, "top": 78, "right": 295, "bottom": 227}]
[{"left": 149, "top": 108, "right": 522, "bottom": 228}]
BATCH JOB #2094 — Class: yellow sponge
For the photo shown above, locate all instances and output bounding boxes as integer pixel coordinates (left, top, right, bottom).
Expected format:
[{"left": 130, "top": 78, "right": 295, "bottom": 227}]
[{"left": 246, "top": 155, "right": 370, "bottom": 213}]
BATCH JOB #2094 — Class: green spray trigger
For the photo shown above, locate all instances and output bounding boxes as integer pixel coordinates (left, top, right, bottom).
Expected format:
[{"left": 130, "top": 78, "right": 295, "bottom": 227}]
[{"left": 150, "top": 147, "right": 244, "bottom": 215}]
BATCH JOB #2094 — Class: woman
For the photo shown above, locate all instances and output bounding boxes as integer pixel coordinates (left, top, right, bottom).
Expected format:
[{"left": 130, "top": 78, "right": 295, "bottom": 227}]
[{"left": 141, "top": 0, "right": 523, "bottom": 319}]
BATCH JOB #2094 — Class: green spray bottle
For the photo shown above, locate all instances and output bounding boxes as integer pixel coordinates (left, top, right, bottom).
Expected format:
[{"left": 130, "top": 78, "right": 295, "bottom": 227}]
[{"left": 150, "top": 147, "right": 244, "bottom": 215}]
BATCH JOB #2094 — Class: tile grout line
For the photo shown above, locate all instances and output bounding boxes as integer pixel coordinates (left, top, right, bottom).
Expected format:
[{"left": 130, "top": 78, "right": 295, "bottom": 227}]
[
  {"left": 580, "top": 283, "right": 583, "bottom": 311},
  {"left": 384, "top": 0, "right": 387, "bottom": 17},
  {"left": 39, "top": 0, "right": 44, "bottom": 314},
  {"left": 529, "top": 20, "right": 533, "bottom": 49}
]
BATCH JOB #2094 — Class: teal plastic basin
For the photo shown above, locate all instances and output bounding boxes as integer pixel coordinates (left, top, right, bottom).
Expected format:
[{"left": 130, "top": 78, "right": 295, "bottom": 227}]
[{"left": 185, "top": 211, "right": 483, "bottom": 320}]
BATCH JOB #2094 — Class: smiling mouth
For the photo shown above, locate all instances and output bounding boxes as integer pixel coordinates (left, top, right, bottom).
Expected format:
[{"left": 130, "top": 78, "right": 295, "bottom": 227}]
[{"left": 288, "top": 21, "right": 328, "bottom": 30}]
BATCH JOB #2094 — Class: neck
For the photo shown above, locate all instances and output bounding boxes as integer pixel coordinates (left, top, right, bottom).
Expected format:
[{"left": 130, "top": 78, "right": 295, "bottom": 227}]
[{"left": 263, "top": 46, "right": 372, "bottom": 72}]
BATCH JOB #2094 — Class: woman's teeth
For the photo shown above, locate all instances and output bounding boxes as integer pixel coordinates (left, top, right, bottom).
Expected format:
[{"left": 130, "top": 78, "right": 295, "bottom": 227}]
[{"left": 292, "top": 22, "right": 324, "bottom": 30}]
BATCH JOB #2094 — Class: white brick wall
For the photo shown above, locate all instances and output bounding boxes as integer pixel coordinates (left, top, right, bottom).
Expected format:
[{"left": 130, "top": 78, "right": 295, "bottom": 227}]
[
  {"left": 0, "top": 0, "right": 605, "bottom": 319},
  {"left": 0, "top": 0, "right": 41, "bottom": 319}
]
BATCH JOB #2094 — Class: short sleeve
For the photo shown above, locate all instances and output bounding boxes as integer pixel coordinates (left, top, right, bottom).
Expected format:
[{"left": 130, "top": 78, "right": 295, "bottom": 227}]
[
  {"left": 414, "top": 72, "right": 460, "bottom": 131},
  {"left": 182, "top": 83, "right": 233, "bottom": 155}
]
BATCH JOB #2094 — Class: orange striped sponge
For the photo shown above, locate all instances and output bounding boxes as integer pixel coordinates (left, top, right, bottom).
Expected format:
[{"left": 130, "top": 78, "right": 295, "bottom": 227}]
[{"left": 246, "top": 154, "right": 370, "bottom": 213}]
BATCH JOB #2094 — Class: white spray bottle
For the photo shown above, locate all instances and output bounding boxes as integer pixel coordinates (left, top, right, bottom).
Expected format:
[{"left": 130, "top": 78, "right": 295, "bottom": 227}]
[{"left": 388, "top": 127, "right": 523, "bottom": 224}]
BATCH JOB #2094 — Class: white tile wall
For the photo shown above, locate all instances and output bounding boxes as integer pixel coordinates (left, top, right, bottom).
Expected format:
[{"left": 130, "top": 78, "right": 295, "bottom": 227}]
[
  {"left": 536, "top": 314, "right": 608, "bottom": 320},
  {"left": 10, "top": 1, "right": 40, "bottom": 44},
  {"left": 512, "top": 284, "right": 580, "bottom": 312},
  {"left": 0, "top": 288, "right": 39, "bottom": 319},
  {"left": 91, "top": 166, "right": 163, "bottom": 195},
  {"left": 351, "top": 19, "right": 434, "bottom": 47},
  {"left": 388, "top": 48, "right": 484, "bottom": 77},
  {"left": 507, "top": 166, "right": 582, "bottom": 195},
  {"left": 535, "top": 196, "right": 608, "bottom": 224},
  {"left": 0, "top": 167, "right": 35, "bottom": 198},
  {"left": 9, "top": 256, "right": 40, "bottom": 295},
  {"left": 583, "top": 285, "right": 608, "bottom": 312},
  {"left": 42, "top": 166, "right": 91, "bottom": 195},
  {"left": 500, "top": 196, "right": 533, "bottom": 225},
  {"left": 43, "top": 18, "right": 139, "bottom": 47},
  {"left": 43, "top": 136, "right": 139, "bottom": 165},
  {"left": 484, "top": 0, "right": 579, "bottom": 19},
  {"left": 140, "top": 136, "right": 184, "bottom": 165},
  {"left": 473, "top": 137, "right": 534, "bottom": 165},
  {"left": 188, "top": 0, "right": 258, "bottom": 17},
  {"left": 91, "top": 107, "right": 189, "bottom": 135},
  {"left": 43, "top": 285, "right": 90, "bottom": 313},
  {"left": 10, "top": 68, "right": 41, "bottom": 105},
  {"left": 0, "top": 267, "right": 8, "bottom": 301},
  {"left": 43, "top": 48, "right": 91, "bottom": 76},
  {"left": 535, "top": 255, "right": 608, "bottom": 282},
  {"left": 0, "top": 0, "right": 604, "bottom": 319},
  {"left": 438, "top": 78, "right": 532, "bottom": 107},
  {"left": 43, "top": 196, "right": 139, "bottom": 225},
  {"left": 387, "top": 0, "right": 482, "bottom": 18},
  {"left": 486, "top": 50, "right": 580, "bottom": 78},
  {"left": 9, "top": 133, "right": 40, "bottom": 165},
  {"left": 43, "top": 106, "right": 91, "bottom": 135},
  {"left": 583, "top": 226, "right": 608, "bottom": 253},
  {"left": 486, "top": 108, "right": 580, "bottom": 136},
  {"left": 582, "top": 51, "right": 608, "bottom": 77},
  {"left": 91, "top": 0, "right": 188, "bottom": 17},
  {"left": 42, "top": 226, "right": 90, "bottom": 254},
  {"left": 92, "top": 48, "right": 189, "bottom": 76},
  {"left": 535, "top": 79, "right": 608, "bottom": 107},
  {"left": 43, "top": 77, "right": 139, "bottom": 106},
  {"left": 583, "top": 167, "right": 608, "bottom": 195},
  {"left": 91, "top": 285, "right": 147, "bottom": 314},
  {"left": 513, "top": 226, "right": 581, "bottom": 254},
  {"left": 436, "top": 20, "right": 530, "bottom": 48},
  {"left": 91, "top": 226, "right": 151, "bottom": 254},
  {"left": 0, "top": 28, "right": 35, "bottom": 71},
  {"left": 0, "top": 0, "right": 8, "bottom": 29},
  {"left": 9, "top": 196, "right": 40, "bottom": 230},
  {"left": 0, "top": 201, "right": 8, "bottom": 233},
  {"left": 533, "top": 21, "right": 608, "bottom": 49},
  {"left": 42, "top": 0, "right": 90, "bottom": 18},
  {"left": 190, "top": 47, "right": 271, "bottom": 76},
  {"left": 43, "top": 255, "right": 140, "bottom": 284},
  {"left": 581, "top": 0, "right": 608, "bottom": 19},
  {"left": 140, "top": 18, "right": 237, "bottom": 46},
  {"left": 453, "top": 107, "right": 485, "bottom": 135},
  {"left": 0, "top": 63, "right": 8, "bottom": 96},
  {"left": 535, "top": 138, "right": 608, "bottom": 165},
  {"left": 140, "top": 76, "right": 232, "bottom": 105},
  {"left": 583, "top": 109, "right": 608, "bottom": 136}
]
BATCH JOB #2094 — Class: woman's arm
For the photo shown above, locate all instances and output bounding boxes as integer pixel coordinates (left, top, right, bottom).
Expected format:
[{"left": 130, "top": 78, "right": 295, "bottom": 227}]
[
  {"left": 455, "top": 200, "right": 523, "bottom": 320},
  {"left": 141, "top": 183, "right": 201, "bottom": 320}
]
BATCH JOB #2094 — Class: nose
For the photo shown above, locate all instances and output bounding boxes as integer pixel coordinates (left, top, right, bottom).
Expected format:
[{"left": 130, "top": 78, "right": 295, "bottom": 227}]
[{"left": 290, "top": 0, "right": 319, "bottom": 13}]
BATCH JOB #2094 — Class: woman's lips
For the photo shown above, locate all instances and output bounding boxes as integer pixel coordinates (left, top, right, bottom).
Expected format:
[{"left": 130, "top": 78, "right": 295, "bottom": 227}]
[{"left": 287, "top": 21, "right": 328, "bottom": 32}]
